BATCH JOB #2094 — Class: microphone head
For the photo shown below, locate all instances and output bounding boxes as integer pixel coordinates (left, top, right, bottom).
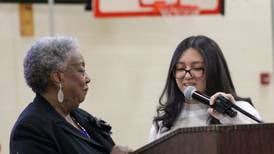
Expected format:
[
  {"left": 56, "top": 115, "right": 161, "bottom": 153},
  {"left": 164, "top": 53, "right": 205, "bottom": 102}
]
[{"left": 183, "top": 86, "right": 197, "bottom": 100}]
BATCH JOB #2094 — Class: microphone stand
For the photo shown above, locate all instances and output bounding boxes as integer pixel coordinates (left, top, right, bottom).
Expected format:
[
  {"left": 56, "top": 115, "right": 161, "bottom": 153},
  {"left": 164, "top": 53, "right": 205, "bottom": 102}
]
[
  {"left": 216, "top": 95, "right": 263, "bottom": 123},
  {"left": 186, "top": 86, "right": 263, "bottom": 123}
]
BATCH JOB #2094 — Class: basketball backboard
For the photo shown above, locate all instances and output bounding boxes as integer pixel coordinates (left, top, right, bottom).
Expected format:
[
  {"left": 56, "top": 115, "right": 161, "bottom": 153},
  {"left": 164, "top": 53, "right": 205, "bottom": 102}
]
[{"left": 93, "top": 0, "right": 225, "bottom": 18}]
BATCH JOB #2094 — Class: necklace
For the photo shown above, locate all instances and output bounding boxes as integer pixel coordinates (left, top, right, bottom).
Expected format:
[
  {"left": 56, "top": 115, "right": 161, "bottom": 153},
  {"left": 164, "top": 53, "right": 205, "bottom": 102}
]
[
  {"left": 71, "top": 116, "right": 91, "bottom": 139},
  {"left": 185, "top": 100, "right": 199, "bottom": 104}
]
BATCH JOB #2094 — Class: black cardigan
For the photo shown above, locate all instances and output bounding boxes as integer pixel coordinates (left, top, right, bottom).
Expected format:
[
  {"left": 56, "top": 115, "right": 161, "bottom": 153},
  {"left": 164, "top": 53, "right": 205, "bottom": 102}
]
[{"left": 10, "top": 94, "right": 115, "bottom": 154}]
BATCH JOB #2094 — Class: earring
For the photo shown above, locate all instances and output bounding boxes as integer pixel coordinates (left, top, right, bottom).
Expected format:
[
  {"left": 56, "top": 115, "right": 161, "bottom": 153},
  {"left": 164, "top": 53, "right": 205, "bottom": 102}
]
[{"left": 57, "top": 83, "right": 64, "bottom": 103}]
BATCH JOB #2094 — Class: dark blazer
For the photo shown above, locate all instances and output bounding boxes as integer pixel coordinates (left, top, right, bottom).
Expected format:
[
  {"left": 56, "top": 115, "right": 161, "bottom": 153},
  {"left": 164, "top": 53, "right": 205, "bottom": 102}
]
[{"left": 10, "top": 94, "right": 115, "bottom": 154}]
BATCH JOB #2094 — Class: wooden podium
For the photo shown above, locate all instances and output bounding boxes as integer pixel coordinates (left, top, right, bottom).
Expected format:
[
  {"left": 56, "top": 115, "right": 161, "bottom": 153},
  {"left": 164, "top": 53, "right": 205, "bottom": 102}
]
[{"left": 132, "top": 123, "right": 274, "bottom": 154}]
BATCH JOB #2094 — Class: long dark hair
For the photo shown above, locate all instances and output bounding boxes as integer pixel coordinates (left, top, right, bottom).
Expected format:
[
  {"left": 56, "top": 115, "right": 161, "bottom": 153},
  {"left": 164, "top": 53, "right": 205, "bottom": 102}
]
[{"left": 153, "top": 35, "right": 251, "bottom": 132}]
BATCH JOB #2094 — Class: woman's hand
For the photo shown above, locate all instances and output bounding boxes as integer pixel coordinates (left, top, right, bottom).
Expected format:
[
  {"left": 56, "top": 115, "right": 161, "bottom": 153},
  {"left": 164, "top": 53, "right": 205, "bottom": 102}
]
[
  {"left": 111, "top": 145, "right": 133, "bottom": 154},
  {"left": 208, "top": 92, "right": 236, "bottom": 119}
]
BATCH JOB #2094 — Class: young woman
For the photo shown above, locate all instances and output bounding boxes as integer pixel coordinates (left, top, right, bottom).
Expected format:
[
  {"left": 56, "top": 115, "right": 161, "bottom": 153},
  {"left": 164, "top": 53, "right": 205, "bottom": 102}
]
[{"left": 149, "top": 35, "right": 261, "bottom": 141}]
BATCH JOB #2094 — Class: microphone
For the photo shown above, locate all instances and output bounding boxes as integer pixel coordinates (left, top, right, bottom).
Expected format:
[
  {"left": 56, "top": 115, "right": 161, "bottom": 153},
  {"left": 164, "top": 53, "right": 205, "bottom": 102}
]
[{"left": 183, "top": 86, "right": 237, "bottom": 118}]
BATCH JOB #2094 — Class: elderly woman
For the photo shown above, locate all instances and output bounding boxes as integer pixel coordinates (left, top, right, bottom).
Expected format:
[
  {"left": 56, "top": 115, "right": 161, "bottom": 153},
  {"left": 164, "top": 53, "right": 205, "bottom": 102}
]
[{"left": 10, "top": 37, "right": 130, "bottom": 154}]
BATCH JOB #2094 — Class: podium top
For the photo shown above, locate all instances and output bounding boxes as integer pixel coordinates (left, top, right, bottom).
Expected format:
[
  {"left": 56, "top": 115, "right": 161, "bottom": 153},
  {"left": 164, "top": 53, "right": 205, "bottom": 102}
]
[{"left": 134, "top": 123, "right": 274, "bottom": 153}]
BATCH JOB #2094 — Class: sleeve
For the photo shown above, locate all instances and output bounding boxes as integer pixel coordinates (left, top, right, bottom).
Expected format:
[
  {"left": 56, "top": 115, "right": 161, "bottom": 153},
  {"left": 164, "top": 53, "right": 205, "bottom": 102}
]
[
  {"left": 10, "top": 123, "right": 58, "bottom": 154},
  {"left": 148, "top": 124, "right": 158, "bottom": 142},
  {"left": 219, "top": 101, "right": 262, "bottom": 124}
]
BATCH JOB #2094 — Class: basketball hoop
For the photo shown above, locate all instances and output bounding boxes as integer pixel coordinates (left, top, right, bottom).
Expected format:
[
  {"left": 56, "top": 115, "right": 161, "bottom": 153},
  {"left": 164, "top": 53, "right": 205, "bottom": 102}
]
[
  {"left": 94, "top": 0, "right": 224, "bottom": 18},
  {"left": 152, "top": 1, "right": 200, "bottom": 16}
]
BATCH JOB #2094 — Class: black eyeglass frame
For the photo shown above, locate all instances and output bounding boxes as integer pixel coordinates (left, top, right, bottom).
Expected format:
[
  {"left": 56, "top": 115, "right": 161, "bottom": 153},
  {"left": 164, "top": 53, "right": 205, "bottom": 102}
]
[{"left": 173, "top": 67, "right": 205, "bottom": 79}]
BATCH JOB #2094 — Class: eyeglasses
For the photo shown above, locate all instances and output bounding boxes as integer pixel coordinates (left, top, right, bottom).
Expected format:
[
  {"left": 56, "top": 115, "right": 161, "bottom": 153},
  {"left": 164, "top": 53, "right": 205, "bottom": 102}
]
[{"left": 174, "top": 67, "right": 205, "bottom": 79}]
